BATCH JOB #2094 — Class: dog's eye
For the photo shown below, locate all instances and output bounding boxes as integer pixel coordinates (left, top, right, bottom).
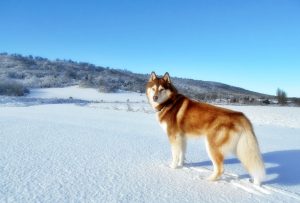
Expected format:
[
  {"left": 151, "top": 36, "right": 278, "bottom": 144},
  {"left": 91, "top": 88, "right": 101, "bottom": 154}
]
[
  {"left": 159, "top": 88, "right": 164, "bottom": 92},
  {"left": 152, "top": 88, "right": 156, "bottom": 91}
]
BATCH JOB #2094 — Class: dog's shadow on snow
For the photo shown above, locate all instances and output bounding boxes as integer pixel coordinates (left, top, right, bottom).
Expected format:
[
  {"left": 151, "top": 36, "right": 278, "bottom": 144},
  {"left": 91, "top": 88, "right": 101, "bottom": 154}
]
[{"left": 186, "top": 150, "right": 300, "bottom": 186}]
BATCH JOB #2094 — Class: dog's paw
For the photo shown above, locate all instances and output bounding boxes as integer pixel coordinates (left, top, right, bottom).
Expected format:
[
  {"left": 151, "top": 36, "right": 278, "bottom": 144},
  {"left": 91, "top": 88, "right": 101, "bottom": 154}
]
[
  {"left": 177, "top": 162, "right": 184, "bottom": 168},
  {"left": 169, "top": 163, "right": 178, "bottom": 169},
  {"left": 207, "top": 174, "right": 218, "bottom": 181}
]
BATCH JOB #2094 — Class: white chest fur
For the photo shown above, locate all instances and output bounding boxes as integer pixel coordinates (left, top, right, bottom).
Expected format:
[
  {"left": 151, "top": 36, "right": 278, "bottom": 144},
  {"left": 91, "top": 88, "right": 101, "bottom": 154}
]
[{"left": 156, "top": 113, "right": 168, "bottom": 134}]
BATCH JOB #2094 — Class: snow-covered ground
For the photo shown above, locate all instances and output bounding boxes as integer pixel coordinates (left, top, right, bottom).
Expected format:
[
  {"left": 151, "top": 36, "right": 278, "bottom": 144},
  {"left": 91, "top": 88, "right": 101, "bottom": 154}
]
[
  {"left": 1, "top": 86, "right": 300, "bottom": 202},
  {"left": 28, "top": 86, "right": 146, "bottom": 103}
]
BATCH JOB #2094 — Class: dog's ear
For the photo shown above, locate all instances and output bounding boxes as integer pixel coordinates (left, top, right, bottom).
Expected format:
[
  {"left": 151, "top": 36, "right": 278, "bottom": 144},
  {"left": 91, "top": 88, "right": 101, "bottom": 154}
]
[
  {"left": 149, "top": 71, "right": 157, "bottom": 82},
  {"left": 163, "top": 72, "right": 171, "bottom": 83}
]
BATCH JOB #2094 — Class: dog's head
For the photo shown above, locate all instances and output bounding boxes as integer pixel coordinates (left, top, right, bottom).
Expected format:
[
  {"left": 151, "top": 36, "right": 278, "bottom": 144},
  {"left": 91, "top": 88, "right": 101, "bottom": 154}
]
[{"left": 146, "top": 72, "right": 177, "bottom": 109}]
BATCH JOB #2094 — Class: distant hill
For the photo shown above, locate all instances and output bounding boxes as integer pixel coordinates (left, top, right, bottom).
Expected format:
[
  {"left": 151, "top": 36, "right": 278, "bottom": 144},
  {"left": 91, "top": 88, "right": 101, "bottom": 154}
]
[{"left": 0, "top": 53, "right": 270, "bottom": 100}]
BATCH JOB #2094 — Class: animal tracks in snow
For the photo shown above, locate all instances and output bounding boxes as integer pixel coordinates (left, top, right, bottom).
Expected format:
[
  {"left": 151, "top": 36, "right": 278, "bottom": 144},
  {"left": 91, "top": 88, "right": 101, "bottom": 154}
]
[{"left": 182, "top": 166, "right": 300, "bottom": 201}]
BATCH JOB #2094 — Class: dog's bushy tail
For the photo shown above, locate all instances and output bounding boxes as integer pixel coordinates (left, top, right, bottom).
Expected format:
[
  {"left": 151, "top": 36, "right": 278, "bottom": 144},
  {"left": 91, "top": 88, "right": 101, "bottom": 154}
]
[{"left": 236, "top": 117, "right": 265, "bottom": 185}]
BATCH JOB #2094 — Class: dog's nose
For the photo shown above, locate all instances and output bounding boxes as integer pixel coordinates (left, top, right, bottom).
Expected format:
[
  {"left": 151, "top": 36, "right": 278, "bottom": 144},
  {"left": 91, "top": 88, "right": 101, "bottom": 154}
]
[{"left": 153, "top": 96, "right": 158, "bottom": 102}]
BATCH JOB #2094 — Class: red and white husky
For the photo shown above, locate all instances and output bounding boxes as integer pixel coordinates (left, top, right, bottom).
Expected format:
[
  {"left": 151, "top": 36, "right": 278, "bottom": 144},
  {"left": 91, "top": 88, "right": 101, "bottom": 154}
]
[{"left": 146, "top": 72, "right": 265, "bottom": 185}]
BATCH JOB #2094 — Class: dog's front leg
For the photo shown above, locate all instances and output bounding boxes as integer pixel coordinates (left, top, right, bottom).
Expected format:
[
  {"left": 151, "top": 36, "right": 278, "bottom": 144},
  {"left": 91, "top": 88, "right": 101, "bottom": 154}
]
[
  {"left": 170, "top": 144, "right": 179, "bottom": 169},
  {"left": 178, "top": 136, "right": 186, "bottom": 167},
  {"left": 169, "top": 134, "right": 185, "bottom": 169}
]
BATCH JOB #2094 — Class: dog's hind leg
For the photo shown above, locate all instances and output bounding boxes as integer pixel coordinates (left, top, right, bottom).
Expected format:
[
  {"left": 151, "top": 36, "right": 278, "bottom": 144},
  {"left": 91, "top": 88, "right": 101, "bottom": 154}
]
[{"left": 205, "top": 137, "right": 224, "bottom": 181}]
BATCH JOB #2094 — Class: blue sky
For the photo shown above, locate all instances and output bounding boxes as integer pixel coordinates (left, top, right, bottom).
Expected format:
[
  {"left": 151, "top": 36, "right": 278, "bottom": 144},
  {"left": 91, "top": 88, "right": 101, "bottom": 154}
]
[{"left": 1, "top": 0, "right": 299, "bottom": 96}]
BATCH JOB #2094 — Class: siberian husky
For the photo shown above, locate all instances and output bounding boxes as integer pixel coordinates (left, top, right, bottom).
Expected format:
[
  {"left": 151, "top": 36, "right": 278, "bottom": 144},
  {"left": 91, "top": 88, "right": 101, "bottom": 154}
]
[{"left": 146, "top": 72, "right": 265, "bottom": 185}]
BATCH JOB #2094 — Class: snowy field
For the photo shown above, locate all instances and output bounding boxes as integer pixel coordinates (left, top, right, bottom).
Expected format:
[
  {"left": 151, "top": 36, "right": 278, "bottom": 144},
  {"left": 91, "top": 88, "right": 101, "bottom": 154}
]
[{"left": 1, "top": 86, "right": 300, "bottom": 202}]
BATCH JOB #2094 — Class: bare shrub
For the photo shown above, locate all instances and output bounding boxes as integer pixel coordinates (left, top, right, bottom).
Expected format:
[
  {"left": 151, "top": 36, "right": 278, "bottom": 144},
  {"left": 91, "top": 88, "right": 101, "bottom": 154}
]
[
  {"left": 0, "top": 80, "right": 29, "bottom": 96},
  {"left": 276, "top": 88, "right": 287, "bottom": 105}
]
